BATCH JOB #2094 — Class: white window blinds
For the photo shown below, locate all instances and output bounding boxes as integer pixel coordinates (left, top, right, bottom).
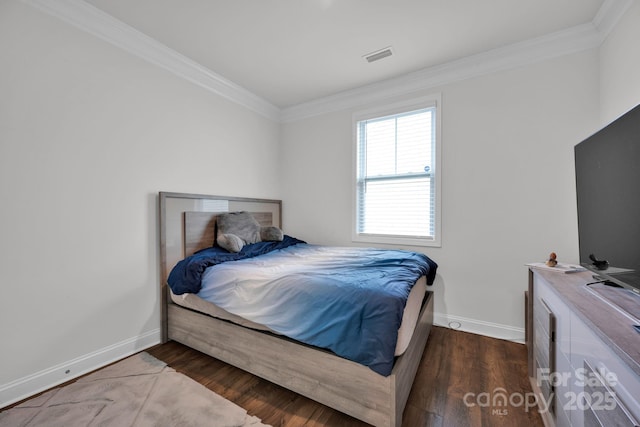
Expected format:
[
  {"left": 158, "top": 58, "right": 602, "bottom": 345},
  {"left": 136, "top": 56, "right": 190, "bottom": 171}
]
[{"left": 355, "top": 104, "right": 438, "bottom": 245}]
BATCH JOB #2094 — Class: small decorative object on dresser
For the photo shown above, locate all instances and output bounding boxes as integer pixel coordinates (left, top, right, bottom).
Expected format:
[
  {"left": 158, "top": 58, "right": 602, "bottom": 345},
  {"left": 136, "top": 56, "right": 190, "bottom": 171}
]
[
  {"left": 526, "top": 260, "right": 586, "bottom": 274},
  {"left": 545, "top": 252, "right": 558, "bottom": 267}
]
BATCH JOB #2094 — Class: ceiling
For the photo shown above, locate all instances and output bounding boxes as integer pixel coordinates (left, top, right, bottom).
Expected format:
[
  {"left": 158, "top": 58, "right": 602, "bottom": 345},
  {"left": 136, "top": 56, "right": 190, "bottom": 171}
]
[{"left": 83, "top": 0, "right": 606, "bottom": 109}]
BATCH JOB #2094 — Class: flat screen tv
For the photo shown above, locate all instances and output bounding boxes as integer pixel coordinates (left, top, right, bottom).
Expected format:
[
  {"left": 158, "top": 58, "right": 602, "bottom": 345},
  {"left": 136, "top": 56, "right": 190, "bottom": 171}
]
[{"left": 575, "top": 104, "right": 640, "bottom": 295}]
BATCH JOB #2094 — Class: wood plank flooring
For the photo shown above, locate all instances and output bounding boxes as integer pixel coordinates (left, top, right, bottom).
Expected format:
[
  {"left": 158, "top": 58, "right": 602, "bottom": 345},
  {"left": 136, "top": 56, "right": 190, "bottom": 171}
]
[{"left": 147, "top": 326, "right": 544, "bottom": 427}]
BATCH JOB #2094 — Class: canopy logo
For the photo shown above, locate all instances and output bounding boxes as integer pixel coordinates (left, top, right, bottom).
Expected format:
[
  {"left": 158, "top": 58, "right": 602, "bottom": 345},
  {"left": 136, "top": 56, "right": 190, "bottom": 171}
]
[
  {"left": 463, "top": 367, "right": 621, "bottom": 416},
  {"left": 463, "top": 388, "right": 549, "bottom": 414}
]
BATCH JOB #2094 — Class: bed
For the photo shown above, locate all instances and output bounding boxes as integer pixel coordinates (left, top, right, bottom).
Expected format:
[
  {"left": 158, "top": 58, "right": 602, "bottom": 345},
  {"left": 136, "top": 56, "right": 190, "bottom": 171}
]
[{"left": 159, "top": 192, "right": 436, "bottom": 427}]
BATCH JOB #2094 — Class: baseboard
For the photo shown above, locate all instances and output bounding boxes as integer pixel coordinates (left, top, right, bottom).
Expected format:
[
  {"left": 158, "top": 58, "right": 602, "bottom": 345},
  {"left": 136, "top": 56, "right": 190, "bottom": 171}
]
[
  {"left": 1, "top": 318, "right": 522, "bottom": 408},
  {"left": 0, "top": 328, "right": 161, "bottom": 409},
  {"left": 434, "top": 312, "right": 525, "bottom": 344}
]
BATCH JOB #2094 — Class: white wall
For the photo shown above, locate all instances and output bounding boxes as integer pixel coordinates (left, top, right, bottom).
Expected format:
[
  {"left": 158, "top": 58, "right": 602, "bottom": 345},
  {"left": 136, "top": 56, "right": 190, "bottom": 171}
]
[
  {"left": 599, "top": 0, "right": 640, "bottom": 123},
  {"left": 3, "top": 0, "right": 640, "bottom": 409},
  {"left": 0, "top": 0, "right": 280, "bottom": 405},
  {"left": 281, "top": 51, "right": 600, "bottom": 340},
  {"left": 281, "top": 0, "right": 640, "bottom": 336}
]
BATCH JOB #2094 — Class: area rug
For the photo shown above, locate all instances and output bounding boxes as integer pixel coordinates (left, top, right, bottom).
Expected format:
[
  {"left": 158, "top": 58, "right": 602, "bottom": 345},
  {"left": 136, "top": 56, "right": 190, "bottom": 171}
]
[{"left": 0, "top": 352, "right": 270, "bottom": 427}]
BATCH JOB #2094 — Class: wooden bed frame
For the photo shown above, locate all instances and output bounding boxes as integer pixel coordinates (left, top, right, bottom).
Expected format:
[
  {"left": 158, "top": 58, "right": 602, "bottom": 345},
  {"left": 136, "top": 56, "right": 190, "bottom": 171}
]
[{"left": 159, "top": 192, "right": 433, "bottom": 427}]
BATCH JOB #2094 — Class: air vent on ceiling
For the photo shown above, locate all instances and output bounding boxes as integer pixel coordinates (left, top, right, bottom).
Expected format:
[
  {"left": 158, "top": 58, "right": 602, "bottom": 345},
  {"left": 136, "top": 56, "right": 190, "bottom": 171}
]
[{"left": 363, "top": 46, "right": 394, "bottom": 63}]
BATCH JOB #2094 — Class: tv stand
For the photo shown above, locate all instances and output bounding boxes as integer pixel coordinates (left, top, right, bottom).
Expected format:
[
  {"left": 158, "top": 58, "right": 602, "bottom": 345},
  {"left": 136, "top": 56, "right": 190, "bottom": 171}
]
[{"left": 526, "top": 268, "right": 640, "bottom": 427}]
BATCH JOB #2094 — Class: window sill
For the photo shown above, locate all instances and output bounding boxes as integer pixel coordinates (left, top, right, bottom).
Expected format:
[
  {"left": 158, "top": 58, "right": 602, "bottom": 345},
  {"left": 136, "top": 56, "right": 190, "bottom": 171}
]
[{"left": 352, "top": 233, "right": 441, "bottom": 248}]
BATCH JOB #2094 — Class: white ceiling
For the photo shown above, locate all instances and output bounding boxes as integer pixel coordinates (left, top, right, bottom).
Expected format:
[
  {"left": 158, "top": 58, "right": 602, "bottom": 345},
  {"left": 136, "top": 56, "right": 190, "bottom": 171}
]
[{"left": 83, "top": 0, "right": 607, "bottom": 109}]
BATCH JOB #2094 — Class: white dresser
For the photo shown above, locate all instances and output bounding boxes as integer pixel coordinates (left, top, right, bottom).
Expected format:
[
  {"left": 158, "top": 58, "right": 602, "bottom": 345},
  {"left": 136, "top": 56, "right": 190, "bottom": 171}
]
[{"left": 526, "top": 268, "right": 640, "bottom": 427}]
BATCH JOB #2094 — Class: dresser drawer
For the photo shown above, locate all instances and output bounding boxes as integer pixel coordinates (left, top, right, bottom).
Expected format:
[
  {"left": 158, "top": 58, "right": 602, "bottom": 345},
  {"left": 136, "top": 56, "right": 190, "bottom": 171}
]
[
  {"left": 582, "top": 360, "right": 639, "bottom": 427},
  {"left": 533, "top": 296, "right": 556, "bottom": 416},
  {"left": 534, "top": 296, "right": 554, "bottom": 338}
]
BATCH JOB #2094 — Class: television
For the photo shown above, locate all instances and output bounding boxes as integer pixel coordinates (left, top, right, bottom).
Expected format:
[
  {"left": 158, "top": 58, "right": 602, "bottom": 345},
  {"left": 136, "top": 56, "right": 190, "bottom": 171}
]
[{"left": 575, "top": 104, "right": 640, "bottom": 295}]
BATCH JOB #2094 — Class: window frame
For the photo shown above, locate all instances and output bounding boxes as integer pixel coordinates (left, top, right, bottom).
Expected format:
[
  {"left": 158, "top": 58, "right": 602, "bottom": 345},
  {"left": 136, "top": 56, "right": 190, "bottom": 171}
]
[{"left": 351, "top": 94, "right": 442, "bottom": 247}]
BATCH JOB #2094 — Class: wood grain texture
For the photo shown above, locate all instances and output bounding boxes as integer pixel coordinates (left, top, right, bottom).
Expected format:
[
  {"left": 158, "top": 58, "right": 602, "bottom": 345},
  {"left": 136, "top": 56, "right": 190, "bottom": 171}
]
[
  {"left": 167, "top": 293, "right": 433, "bottom": 427},
  {"left": 530, "top": 269, "right": 640, "bottom": 376},
  {"left": 525, "top": 288, "right": 533, "bottom": 379},
  {"left": 582, "top": 359, "right": 639, "bottom": 427},
  {"left": 160, "top": 192, "right": 433, "bottom": 426},
  {"left": 158, "top": 192, "right": 282, "bottom": 345},
  {"left": 184, "top": 211, "right": 219, "bottom": 256},
  {"left": 533, "top": 297, "right": 556, "bottom": 416},
  {"left": 148, "top": 326, "right": 544, "bottom": 427},
  {"left": 587, "top": 282, "right": 640, "bottom": 321},
  {"left": 526, "top": 271, "right": 535, "bottom": 379}
]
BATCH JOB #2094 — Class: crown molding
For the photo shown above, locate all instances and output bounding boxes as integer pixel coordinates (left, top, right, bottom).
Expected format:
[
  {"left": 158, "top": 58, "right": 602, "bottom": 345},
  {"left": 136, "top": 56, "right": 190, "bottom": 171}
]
[
  {"left": 280, "top": 0, "right": 632, "bottom": 123},
  {"left": 23, "top": 0, "right": 281, "bottom": 122},
  {"left": 281, "top": 23, "right": 601, "bottom": 122},
  {"left": 593, "top": 0, "right": 633, "bottom": 40},
  {"left": 23, "top": 0, "right": 632, "bottom": 124}
]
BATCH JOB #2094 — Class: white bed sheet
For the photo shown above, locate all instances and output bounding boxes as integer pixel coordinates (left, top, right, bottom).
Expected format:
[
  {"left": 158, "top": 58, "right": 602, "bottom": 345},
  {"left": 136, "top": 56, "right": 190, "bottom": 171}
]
[{"left": 170, "top": 275, "right": 427, "bottom": 357}]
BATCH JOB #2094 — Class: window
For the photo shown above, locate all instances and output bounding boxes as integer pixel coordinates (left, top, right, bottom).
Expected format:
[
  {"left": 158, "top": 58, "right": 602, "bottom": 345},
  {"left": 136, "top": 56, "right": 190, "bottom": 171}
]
[{"left": 353, "top": 95, "right": 441, "bottom": 247}]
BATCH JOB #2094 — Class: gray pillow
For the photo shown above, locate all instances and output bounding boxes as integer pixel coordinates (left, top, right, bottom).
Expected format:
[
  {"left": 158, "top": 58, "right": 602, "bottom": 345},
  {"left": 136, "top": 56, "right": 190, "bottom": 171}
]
[
  {"left": 216, "top": 211, "right": 283, "bottom": 252},
  {"left": 260, "top": 226, "right": 284, "bottom": 242}
]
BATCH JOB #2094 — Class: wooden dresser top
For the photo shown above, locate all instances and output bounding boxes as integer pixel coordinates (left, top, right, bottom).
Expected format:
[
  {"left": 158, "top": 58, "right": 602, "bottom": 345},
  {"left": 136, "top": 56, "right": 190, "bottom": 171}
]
[{"left": 531, "top": 268, "right": 640, "bottom": 377}]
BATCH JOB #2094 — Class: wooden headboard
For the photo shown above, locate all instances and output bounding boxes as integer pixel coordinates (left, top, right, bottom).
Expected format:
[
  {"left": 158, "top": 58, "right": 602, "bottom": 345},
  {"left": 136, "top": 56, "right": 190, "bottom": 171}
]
[{"left": 159, "top": 192, "right": 282, "bottom": 341}]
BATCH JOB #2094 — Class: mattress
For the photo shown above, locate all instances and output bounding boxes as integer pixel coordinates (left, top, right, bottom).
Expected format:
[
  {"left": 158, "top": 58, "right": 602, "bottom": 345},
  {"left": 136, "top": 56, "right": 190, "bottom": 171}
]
[
  {"left": 168, "top": 239, "right": 437, "bottom": 375},
  {"left": 170, "top": 274, "right": 427, "bottom": 357}
]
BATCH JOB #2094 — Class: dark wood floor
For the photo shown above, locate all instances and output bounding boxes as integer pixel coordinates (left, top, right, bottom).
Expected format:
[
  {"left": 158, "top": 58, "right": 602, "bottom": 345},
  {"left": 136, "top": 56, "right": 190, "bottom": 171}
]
[{"left": 147, "top": 326, "right": 543, "bottom": 427}]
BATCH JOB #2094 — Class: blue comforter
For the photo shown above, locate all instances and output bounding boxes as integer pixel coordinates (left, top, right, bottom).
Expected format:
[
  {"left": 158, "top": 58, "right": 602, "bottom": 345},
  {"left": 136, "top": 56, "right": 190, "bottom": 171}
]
[{"left": 167, "top": 237, "right": 437, "bottom": 376}]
